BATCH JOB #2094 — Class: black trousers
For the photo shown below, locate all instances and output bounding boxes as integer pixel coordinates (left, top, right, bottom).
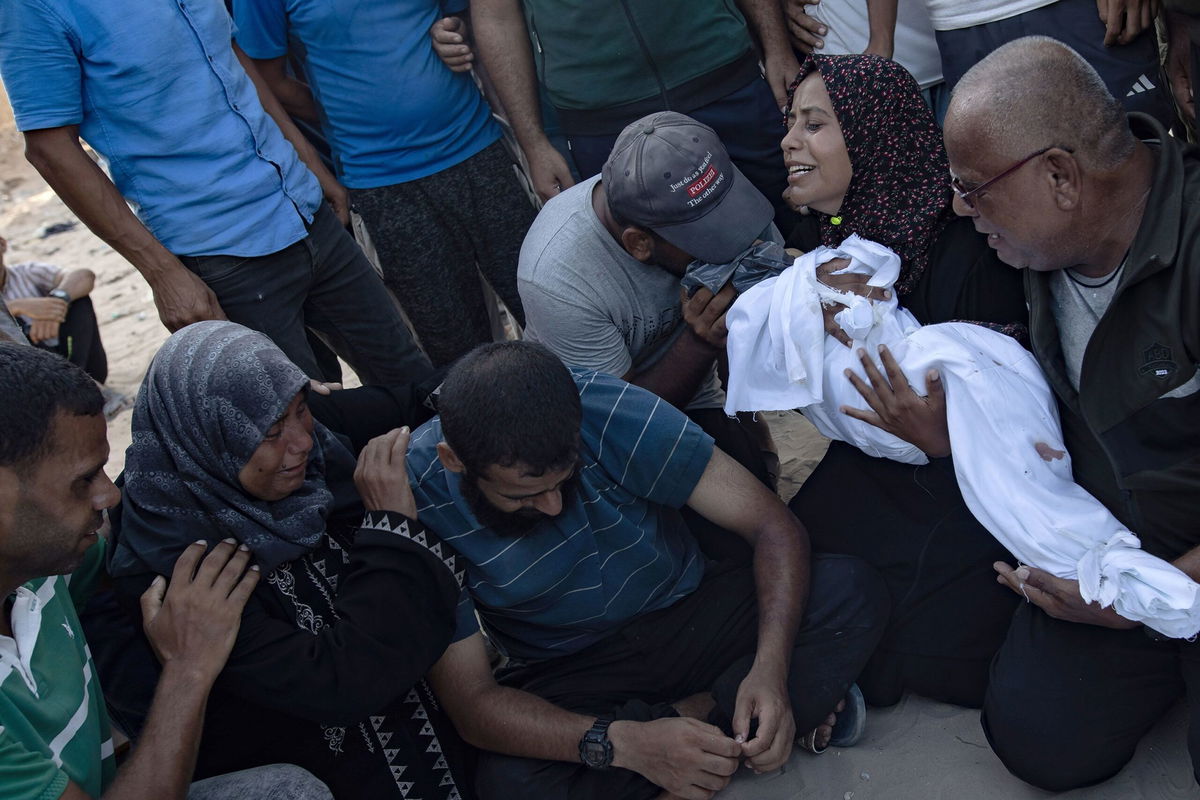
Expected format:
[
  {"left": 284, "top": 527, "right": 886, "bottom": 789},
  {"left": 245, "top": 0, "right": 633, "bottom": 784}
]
[
  {"left": 789, "top": 441, "right": 1018, "bottom": 708},
  {"left": 474, "top": 554, "right": 889, "bottom": 800},
  {"left": 179, "top": 203, "right": 433, "bottom": 386},
  {"left": 37, "top": 296, "right": 107, "bottom": 383},
  {"left": 982, "top": 602, "right": 1200, "bottom": 792}
]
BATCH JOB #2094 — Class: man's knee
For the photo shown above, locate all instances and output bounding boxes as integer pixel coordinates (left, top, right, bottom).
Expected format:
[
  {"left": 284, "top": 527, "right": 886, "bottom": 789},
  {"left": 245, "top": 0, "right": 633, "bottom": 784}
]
[
  {"left": 807, "top": 554, "right": 891, "bottom": 637},
  {"left": 187, "top": 764, "right": 333, "bottom": 800},
  {"left": 259, "top": 765, "right": 334, "bottom": 800},
  {"left": 982, "top": 694, "right": 1129, "bottom": 792}
]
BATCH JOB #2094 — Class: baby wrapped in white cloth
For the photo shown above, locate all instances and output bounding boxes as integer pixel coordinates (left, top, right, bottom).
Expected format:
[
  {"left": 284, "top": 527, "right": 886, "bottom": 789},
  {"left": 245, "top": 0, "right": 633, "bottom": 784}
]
[{"left": 724, "top": 235, "right": 1200, "bottom": 638}]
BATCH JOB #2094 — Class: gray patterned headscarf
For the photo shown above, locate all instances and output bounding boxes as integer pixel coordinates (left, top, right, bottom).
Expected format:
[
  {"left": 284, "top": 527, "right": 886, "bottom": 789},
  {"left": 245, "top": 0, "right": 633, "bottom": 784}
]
[{"left": 112, "top": 321, "right": 355, "bottom": 576}]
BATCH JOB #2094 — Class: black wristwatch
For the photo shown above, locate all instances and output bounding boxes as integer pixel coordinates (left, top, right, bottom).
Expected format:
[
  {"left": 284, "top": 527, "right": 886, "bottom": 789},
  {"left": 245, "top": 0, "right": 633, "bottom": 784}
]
[
  {"left": 578, "top": 717, "right": 614, "bottom": 769},
  {"left": 48, "top": 288, "right": 71, "bottom": 303}
]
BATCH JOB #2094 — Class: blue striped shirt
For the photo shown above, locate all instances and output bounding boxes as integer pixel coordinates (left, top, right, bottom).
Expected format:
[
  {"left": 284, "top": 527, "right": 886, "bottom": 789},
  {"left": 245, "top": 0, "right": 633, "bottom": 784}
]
[{"left": 406, "top": 370, "right": 713, "bottom": 661}]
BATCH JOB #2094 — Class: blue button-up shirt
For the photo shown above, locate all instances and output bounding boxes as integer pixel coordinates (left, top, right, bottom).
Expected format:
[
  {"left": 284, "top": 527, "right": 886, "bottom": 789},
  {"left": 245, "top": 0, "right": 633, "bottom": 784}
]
[{"left": 0, "top": 0, "right": 322, "bottom": 257}]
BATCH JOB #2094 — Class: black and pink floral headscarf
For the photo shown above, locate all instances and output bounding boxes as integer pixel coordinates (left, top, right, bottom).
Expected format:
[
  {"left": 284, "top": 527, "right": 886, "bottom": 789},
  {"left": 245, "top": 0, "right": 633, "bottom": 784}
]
[{"left": 787, "top": 54, "right": 954, "bottom": 295}]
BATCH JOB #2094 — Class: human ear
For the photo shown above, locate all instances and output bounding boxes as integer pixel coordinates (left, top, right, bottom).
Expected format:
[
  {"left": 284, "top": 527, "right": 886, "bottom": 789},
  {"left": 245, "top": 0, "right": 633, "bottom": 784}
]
[
  {"left": 619, "top": 227, "right": 655, "bottom": 263},
  {"left": 1045, "top": 149, "right": 1081, "bottom": 211},
  {"left": 436, "top": 442, "right": 466, "bottom": 474}
]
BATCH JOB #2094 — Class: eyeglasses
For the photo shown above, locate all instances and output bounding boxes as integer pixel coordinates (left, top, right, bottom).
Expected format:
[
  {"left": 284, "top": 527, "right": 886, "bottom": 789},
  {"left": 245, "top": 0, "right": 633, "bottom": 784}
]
[{"left": 950, "top": 145, "right": 1073, "bottom": 209}]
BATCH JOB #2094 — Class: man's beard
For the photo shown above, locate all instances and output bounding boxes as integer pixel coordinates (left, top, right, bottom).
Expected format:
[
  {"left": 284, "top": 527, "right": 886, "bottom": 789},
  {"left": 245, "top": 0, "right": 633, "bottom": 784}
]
[
  {"left": 459, "top": 469, "right": 579, "bottom": 537},
  {"left": 9, "top": 490, "right": 101, "bottom": 579}
]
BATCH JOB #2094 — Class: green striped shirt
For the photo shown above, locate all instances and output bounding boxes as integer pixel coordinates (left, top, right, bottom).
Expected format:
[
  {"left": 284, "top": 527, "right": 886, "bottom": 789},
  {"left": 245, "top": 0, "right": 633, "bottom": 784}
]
[{"left": 0, "top": 539, "right": 115, "bottom": 800}]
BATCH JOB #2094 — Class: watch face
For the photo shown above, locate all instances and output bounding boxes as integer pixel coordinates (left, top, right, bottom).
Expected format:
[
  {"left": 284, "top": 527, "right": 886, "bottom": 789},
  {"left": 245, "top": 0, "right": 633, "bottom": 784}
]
[{"left": 581, "top": 741, "right": 607, "bottom": 767}]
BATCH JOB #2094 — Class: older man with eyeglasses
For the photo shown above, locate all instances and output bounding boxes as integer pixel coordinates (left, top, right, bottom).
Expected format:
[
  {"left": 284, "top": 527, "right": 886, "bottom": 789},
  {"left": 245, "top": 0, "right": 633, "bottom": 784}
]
[{"left": 936, "top": 35, "right": 1200, "bottom": 792}]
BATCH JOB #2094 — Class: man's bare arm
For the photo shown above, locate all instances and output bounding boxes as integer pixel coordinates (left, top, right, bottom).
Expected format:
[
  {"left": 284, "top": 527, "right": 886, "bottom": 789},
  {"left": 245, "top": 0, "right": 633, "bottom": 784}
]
[
  {"left": 58, "top": 540, "right": 261, "bottom": 800},
  {"left": 23, "top": 127, "right": 226, "bottom": 332},
  {"left": 625, "top": 285, "right": 735, "bottom": 408},
  {"left": 429, "top": 633, "right": 741, "bottom": 796},
  {"left": 864, "top": 0, "right": 898, "bottom": 58},
  {"left": 470, "top": 0, "right": 574, "bottom": 202},
  {"left": 56, "top": 664, "right": 216, "bottom": 800},
  {"left": 232, "top": 42, "right": 349, "bottom": 224},
  {"left": 684, "top": 447, "right": 808, "bottom": 771},
  {"left": 738, "top": 0, "right": 802, "bottom": 110},
  {"left": 250, "top": 55, "right": 322, "bottom": 125},
  {"left": 430, "top": 633, "right": 593, "bottom": 762},
  {"left": 624, "top": 332, "right": 717, "bottom": 409},
  {"left": 1173, "top": 544, "right": 1200, "bottom": 583},
  {"left": 55, "top": 268, "right": 95, "bottom": 300}
]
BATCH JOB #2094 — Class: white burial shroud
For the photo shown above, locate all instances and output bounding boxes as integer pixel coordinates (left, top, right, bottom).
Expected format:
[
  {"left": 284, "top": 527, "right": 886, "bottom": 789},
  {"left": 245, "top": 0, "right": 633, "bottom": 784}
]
[{"left": 724, "top": 235, "right": 1200, "bottom": 639}]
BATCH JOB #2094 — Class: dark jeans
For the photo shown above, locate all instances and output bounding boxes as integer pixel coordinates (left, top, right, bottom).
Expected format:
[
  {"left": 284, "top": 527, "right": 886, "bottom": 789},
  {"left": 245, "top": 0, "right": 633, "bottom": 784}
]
[
  {"left": 565, "top": 78, "right": 798, "bottom": 233},
  {"left": 982, "top": 602, "right": 1200, "bottom": 791},
  {"left": 34, "top": 296, "right": 107, "bottom": 383},
  {"left": 475, "top": 554, "right": 889, "bottom": 800},
  {"left": 936, "top": 0, "right": 1174, "bottom": 129},
  {"left": 179, "top": 203, "right": 432, "bottom": 385}
]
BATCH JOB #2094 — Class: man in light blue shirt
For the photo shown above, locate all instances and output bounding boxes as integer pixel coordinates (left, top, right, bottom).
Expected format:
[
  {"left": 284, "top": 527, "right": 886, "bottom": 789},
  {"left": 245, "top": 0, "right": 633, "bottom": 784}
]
[
  {"left": 0, "top": 0, "right": 430, "bottom": 384},
  {"left": 234, "top": 0, "right": 535, "bottom": 367}
]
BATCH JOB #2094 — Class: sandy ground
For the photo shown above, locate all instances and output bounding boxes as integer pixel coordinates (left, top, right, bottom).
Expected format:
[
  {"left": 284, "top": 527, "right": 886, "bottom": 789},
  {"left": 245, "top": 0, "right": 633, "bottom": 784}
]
[{"left": 1, "top": 85, "right": 1193, "bottom": 799}]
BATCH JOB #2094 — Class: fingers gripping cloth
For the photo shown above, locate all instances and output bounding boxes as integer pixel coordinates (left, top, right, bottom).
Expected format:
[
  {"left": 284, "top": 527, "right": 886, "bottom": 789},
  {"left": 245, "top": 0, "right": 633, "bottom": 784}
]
[{"left": 724, "top": 235, "right": 1200, "bottom": 638}]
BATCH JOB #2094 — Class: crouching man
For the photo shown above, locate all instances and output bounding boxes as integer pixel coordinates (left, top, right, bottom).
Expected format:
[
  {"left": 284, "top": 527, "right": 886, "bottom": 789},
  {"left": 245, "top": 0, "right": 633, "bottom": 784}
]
[{"left": 406, "top": 341, "right": 888, "bottom": 799}]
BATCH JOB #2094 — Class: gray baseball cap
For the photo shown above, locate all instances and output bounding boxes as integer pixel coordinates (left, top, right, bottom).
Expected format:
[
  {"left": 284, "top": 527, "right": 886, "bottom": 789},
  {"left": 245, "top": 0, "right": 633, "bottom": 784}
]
[{"left": 602, "top": 112, "right": 775, "bottom": 265}]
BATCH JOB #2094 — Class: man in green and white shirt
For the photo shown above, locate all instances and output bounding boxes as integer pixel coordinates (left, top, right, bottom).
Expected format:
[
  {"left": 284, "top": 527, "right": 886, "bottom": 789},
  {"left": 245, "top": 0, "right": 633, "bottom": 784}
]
[
  {"left": 0, "top": 343, "right": 329, "bottom": 800},
  {"left": 0, "top": 538, "right": 115, "bottom": 798}
]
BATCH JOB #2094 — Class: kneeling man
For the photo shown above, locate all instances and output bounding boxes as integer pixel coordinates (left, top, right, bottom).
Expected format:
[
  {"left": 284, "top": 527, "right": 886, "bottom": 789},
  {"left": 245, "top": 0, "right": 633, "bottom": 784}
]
[
  {"left": 938, "top": 36, "right": 1200, "bottom": 791},
  {"left": 406, "top": 341, "right": 887, "bottom": 799}
]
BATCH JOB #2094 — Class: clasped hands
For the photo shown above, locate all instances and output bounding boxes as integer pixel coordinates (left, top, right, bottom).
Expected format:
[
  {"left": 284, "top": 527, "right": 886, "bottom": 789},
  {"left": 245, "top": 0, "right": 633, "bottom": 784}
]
[{"left": 613, "top": 665, "right": 794, "bottom": 799}]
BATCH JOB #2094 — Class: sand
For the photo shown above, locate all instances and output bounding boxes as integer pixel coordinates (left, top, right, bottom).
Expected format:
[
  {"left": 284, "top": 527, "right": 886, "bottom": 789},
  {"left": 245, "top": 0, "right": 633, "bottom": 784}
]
[{"left": 1, "top": 85, "right": 1192, "bottom": 799}]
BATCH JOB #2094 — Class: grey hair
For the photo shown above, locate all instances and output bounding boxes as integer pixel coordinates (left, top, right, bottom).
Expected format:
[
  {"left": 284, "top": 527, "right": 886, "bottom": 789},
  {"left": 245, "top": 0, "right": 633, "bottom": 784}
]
[{"left": 949, "top": 36, "right": 1135, "bottom": 170}]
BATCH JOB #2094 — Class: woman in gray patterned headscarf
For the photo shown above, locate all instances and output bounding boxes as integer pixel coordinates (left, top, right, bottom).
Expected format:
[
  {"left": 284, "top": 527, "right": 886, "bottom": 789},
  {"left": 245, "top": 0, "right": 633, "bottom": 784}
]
[
  {"left": 108, "top": 321, "right": 475, "bottom": 800},
  {"left": 113, "top": 320, "right": 357, "bottom": 574}
]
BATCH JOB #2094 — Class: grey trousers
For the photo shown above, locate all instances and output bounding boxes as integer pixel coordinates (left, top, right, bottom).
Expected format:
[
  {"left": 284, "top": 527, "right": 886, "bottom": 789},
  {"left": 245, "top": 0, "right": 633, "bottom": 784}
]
[{"left": 188, "top": 764, "right": 333, "bottom": 800}]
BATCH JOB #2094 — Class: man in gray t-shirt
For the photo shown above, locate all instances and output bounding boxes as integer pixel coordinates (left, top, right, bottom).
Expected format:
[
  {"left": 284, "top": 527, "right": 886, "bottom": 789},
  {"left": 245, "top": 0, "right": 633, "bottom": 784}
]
[{"left": 519, "top": 113, "right": 779, "bottom": 501}]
